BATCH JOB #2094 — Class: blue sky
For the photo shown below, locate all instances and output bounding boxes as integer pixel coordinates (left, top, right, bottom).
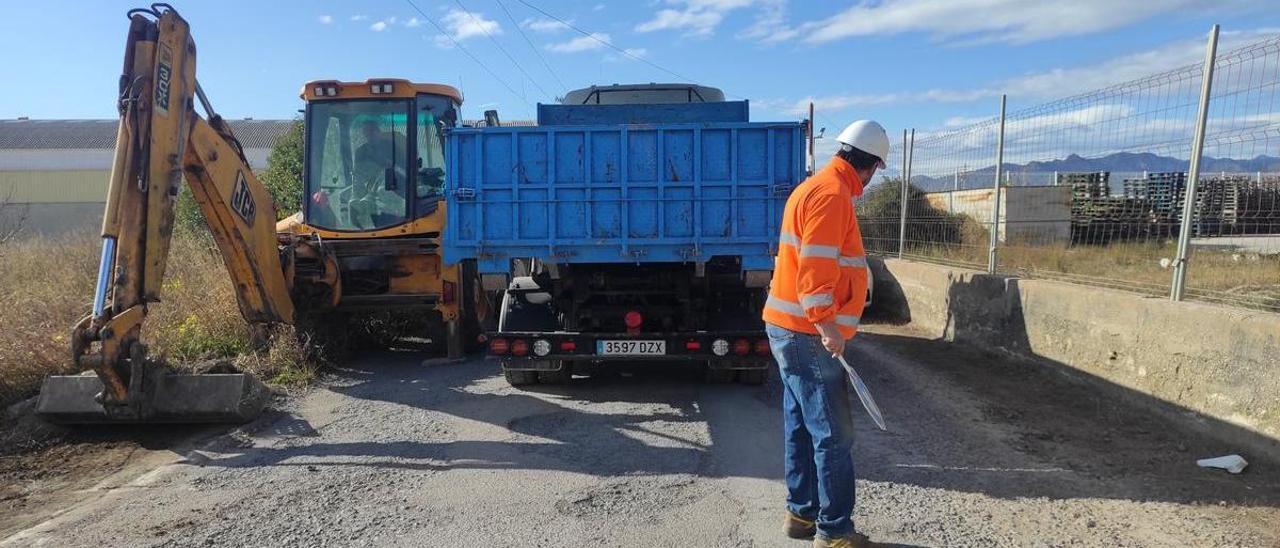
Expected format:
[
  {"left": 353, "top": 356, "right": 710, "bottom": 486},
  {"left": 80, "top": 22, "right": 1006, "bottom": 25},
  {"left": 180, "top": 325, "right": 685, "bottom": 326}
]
[{"left": 2, "top": 0, "right": 1277, "bottom": 153}]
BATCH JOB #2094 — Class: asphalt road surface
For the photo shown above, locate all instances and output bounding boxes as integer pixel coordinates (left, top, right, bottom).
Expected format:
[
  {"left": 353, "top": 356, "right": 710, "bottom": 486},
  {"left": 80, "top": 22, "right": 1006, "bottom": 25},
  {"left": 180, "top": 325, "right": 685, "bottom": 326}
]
[{"left": 5, "top": 325, "right": 1278, "bottom": 547}]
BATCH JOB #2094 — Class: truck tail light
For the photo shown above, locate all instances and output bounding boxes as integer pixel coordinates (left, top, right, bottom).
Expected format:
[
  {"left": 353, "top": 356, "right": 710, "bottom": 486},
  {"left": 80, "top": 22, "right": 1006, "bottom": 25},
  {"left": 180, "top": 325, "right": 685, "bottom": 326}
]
[
  {"left": 685, "top": 340, "right": 701, "bottom": 351},
  {"left": 489, "top": 338, "right": 509, "bottom": 355},
  {"left": 732, "top": 338, "right": 750, "bottom": 356},
  {"left": 560, "top": 341, "right": 577, "bottom": 352},
  {"left": 511, "top": 339, "right": 529, "bottom": 357},
  {"left": 441, "top": 281, "right": 457, "bottom": 304},
  {"left": 624, "top": 310, "right": 643, "bottom": 333},
  {"left": 754, "top": 339, "right": 770, "bottom": 356}
]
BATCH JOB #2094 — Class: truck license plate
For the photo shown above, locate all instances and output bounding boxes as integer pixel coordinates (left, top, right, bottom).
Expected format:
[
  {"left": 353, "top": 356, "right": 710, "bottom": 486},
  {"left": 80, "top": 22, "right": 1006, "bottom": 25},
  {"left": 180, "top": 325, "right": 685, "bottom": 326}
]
[{"left": 596, "top": 340, "right": 666, "bottom": 356}]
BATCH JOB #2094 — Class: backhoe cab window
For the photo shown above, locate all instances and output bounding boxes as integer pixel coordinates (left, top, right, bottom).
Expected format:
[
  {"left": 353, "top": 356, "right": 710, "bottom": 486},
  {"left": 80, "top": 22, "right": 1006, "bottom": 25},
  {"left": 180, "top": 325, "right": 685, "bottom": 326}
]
[
  {"left": 306, "top": 100, "right": 410, "bottom": 231},
  {"left": 415, "top": 94, "right": 455, "bottom": 206}
]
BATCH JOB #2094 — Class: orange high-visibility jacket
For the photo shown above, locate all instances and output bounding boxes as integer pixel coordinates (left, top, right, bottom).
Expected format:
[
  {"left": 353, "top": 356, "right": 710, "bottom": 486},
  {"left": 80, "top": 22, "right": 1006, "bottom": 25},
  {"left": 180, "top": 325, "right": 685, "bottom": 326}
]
[{"left": 762, "top": 156, "right": 869, "bottom": 339}]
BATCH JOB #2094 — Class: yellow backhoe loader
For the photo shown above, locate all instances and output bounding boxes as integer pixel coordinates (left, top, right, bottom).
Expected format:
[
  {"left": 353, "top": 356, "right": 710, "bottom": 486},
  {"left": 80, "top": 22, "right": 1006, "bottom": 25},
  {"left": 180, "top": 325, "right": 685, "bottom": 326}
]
[{"left": 36, "top": 4, "right": 482, "bottom": 423}]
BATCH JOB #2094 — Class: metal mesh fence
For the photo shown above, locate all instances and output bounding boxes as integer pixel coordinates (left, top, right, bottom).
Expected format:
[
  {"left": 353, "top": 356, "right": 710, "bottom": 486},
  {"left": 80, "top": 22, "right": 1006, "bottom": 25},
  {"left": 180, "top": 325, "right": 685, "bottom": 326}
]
[
  {"left": 859, "top": 30, "right": 1280, "bottom": 312},
  {"left": 1183, "top": 36, "right": 1280, "bottom": 309}
]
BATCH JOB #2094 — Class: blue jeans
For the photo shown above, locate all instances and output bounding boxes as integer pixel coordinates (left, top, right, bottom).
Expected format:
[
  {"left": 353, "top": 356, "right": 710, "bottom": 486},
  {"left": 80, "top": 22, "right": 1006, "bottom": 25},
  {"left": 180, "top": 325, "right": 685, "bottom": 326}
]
[{"left": 766, "top": 323, "right": 856, "bottom": 539}]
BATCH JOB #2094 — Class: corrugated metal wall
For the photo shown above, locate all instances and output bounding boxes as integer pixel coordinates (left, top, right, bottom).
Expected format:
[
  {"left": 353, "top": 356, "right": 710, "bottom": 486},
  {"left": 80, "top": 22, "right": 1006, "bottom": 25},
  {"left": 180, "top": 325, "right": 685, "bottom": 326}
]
[{"left": 0, "top": 170, "right": 109, "bottom": 203}]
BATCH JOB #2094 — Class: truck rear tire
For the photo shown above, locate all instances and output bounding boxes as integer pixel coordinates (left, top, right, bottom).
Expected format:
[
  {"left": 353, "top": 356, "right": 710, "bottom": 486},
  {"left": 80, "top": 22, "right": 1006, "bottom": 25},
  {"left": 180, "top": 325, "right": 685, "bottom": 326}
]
[
  {"left": 737, "top": 369, "right": 767, "bottom": 385},
  {"left": 703, "top": 366, "right": 735, "bottom": 384},
  {"left": 503, "top": 368, "right": 540, "bottom": 386},
  {"left": 538, "top": 362, "right": 572, "bottom": 384}
]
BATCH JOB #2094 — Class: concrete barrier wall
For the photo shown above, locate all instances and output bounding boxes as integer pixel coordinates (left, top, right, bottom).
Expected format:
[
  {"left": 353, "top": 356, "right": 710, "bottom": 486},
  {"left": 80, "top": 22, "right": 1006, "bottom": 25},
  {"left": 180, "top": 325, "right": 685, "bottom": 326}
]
[{"left": 870, "top": 257, "right": 1280, "bottom": 459}]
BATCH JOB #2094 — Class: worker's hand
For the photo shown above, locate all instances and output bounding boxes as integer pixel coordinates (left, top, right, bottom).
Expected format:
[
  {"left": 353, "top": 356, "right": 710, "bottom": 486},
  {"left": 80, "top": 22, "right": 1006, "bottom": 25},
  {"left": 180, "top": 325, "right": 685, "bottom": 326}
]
[{"left": 814, "top": 320, "right": 845, "bottom": 358}]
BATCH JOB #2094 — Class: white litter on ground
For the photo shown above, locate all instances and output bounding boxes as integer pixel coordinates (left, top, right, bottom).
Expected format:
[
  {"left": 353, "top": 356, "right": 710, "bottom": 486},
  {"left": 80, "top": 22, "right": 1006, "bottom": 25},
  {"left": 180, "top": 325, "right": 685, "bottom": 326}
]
[{"left": 1196, "top": 454, "right": 1249, "bottom": 474}]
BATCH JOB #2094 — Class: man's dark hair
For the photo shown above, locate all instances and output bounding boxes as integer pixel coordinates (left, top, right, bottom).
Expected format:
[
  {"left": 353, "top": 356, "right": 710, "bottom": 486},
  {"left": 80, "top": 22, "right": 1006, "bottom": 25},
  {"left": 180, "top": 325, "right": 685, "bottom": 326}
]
[{"left": 836, "top": 145, "right": 881, "bottom": 171}]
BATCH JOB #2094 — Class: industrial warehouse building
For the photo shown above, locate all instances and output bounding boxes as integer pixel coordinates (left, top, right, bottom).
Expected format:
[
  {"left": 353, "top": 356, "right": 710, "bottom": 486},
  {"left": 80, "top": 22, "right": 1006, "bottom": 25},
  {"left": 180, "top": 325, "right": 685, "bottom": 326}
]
[{"left": 0, "top": 118, "right": 293, "bottom": 236}]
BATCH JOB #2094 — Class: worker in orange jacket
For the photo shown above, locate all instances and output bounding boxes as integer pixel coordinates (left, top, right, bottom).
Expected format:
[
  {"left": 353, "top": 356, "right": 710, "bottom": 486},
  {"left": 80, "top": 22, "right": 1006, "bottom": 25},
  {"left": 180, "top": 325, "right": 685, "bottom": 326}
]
[{"left": 763, "top": 120, "right": 889, "bottom": 548}]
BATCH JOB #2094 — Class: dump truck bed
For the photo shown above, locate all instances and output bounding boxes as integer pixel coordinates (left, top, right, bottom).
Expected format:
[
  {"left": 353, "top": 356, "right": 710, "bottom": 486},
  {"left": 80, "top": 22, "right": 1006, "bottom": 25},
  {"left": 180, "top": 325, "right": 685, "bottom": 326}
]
[{"left": 443, "top": 119, "right": 805, "bottom": 273}]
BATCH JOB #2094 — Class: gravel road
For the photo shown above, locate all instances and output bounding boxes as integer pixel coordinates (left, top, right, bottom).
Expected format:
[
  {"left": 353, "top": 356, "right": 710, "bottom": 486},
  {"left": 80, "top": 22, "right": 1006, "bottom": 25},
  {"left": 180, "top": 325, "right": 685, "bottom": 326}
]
[{"left": 4, "top": 325, "right": 1278, "bottom": 547}]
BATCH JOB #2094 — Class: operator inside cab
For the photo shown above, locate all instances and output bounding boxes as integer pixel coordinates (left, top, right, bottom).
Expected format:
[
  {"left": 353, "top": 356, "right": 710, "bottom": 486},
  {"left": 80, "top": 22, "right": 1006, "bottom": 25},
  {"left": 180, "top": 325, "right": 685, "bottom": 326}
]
[{"left": 348, "top": 119, "right": 408, "bottom": 229}]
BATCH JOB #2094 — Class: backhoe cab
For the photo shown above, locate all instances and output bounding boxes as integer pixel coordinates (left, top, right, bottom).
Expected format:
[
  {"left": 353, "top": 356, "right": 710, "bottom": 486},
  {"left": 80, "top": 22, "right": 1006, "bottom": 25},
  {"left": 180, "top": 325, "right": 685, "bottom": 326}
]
[{"left": 280, "top": 80, "right": 482, "bottom": 356}]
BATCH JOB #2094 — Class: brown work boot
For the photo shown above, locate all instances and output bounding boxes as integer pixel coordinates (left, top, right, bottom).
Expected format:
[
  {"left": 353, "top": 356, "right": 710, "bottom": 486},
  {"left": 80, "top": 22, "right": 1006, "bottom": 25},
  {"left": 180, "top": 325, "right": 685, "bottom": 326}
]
[
  {"left": 813, "top": 531, "right": 873, "bottom": 548},
  {"left": 783, "top": 510, "right": 816, "bottom": 539}
]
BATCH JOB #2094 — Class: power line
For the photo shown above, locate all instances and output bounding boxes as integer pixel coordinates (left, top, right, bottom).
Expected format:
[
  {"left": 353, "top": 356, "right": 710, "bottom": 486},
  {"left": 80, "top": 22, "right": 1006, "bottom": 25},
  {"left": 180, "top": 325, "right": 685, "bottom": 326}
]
[
  {"left": 402, "top": 0, "right": 529, "bottom": 106},
  {"left": 514, "top": 0, "right": 698, "bottom": 85},
  {"left": 451, "top": 0, "right": 554, "bottom": 101},
  {"left": 494, "top": 0, "right": 568, "bottom": 96}
]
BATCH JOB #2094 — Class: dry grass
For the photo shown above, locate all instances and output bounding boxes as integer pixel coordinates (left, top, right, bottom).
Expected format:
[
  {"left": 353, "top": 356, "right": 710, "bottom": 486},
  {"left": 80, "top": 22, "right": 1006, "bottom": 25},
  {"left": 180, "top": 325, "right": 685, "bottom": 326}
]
[
  {"left": 0, "top": 230, "right": 319, "bottom": 408},
  {"left": 903, "top": 231, "right": 1280, "bottom": 311}
]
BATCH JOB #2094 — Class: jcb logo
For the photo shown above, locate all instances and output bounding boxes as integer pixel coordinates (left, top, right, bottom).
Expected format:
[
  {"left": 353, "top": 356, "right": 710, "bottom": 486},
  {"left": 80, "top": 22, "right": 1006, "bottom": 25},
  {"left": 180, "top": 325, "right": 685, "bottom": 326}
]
[
  {"left": 155, "top": 44, "right": 172, "bottom": 116},
  {"left": 231, "top": 171, "right": 256, "bottom": 227}
]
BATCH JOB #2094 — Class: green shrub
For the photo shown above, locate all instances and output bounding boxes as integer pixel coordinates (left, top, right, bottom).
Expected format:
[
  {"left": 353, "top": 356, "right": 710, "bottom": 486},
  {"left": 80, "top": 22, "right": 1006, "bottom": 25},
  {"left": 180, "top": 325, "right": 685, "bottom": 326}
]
[{"left": 858, "top": 178, "right": 973, "bottom": 251}]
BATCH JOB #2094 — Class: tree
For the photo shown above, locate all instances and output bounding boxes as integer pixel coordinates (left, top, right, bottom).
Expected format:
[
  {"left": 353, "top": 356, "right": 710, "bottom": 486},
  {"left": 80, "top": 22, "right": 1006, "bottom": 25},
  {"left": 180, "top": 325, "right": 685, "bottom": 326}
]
[
  {"left": 176, "top": 119, "right": 304, "bottom": 234},
  {"left": 260, "top": 119, "right": 305, "bottom": 219}
]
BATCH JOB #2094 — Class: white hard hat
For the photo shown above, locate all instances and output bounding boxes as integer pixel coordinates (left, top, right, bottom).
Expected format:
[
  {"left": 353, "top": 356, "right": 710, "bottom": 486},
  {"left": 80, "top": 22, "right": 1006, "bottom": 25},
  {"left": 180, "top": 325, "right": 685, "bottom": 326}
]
[{"left": 835, "top": 120, "right": 890, "bottom": 169}]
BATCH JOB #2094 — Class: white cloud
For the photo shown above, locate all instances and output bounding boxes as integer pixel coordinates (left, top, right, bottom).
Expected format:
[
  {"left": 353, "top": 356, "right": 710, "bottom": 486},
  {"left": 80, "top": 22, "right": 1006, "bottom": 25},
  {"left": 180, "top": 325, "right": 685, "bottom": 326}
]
[
  {"left": 636, "top": 0, "right": 765, "bottom": 37},
  {"left": 522, "top": 17, "right": 569, "bottom": 33},
  {"left": 317, "top": 15, "right": 333, "bottom": 25},
  {"left": 405, "top": 17, "right": 422, "bottom": 28},
  {"left": 736, "top": 0, "right": 795, "bottom": 43},
  {"left": 637, "top": 9, "right": 722, "bottom": 36},
  {"left": 1003, "top": 28, "right": 1280, "bottom": 98},
  {"left": 763, "top": 89, "right": 989, "bottom": 118},
  {"left": 433, "top": 9, "right": 502, "bottom": 48},
  {"left": 624, "top": 48, "right": 648, "bottom": 58},
  {"left": 350, "top": 15, "right": 369, "bottom": 22},
  {"left": 546, "top": 33, "right": 609, "bottom": 53},
  {"left": 593, "top": 4, "right": 605, "bottom": 11},
  {"left": 943, "top": 115, "right": 994, "bottom": 128},
  {"left": 759, "top": 27, "right": 1280, "bottom": 121},
  {"left": 370, "top": 21, "right": 388, "bottom": 32},
  {"left": 794, "top": 0, "right": 1255, "bottom": 46}
]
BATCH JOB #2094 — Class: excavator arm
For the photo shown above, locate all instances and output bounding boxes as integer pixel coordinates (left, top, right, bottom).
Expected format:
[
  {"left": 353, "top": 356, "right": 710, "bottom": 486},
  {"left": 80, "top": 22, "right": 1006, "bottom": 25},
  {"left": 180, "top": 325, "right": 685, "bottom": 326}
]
[{"left": 40, "top": 4, "right": 294, "bottom": 422}]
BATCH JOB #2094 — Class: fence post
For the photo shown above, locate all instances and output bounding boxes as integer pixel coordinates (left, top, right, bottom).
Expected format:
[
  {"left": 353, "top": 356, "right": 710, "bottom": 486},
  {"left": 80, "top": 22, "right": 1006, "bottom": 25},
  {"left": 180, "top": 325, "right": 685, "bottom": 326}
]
[
  {"left": 1171, "top": 25, "right": 1219, "bottom": 302},
  {"left": 988, "top": 95, "right": 1007, "bottom": 275},
  {"left": 898, "top": 129, "right": 914, "bottom": 259},
  {"left": 808, "top": 102, "right": 816, "bottom": 175}
]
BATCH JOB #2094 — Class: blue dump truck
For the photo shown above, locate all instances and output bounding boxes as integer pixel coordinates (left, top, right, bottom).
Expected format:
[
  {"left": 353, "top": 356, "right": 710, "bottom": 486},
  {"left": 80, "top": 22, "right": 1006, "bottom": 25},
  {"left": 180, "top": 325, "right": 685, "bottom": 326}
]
[{"left": 443, "top": 84, "right": 805, "bottom": 386}]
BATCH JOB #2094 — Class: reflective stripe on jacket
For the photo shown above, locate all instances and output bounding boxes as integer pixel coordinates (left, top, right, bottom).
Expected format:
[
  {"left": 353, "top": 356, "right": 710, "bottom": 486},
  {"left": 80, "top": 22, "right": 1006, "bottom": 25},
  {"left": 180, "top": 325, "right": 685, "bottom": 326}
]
[{"left": 762, "top": 156, "right": 870, "bottom": 339}]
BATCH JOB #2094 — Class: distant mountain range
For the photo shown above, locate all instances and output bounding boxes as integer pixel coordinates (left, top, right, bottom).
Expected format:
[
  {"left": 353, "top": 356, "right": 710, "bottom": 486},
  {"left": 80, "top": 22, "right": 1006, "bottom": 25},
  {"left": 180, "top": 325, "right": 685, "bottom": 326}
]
[{"left": 912, "top": 152, "right": 1280, "bottom": 190}]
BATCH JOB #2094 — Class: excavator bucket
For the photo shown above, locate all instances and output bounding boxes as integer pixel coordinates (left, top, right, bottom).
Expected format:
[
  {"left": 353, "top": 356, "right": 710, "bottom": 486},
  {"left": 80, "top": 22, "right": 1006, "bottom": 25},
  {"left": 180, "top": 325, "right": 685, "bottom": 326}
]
[{"left": 36, "top": 370, "right": 270, "bottom": 424}]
